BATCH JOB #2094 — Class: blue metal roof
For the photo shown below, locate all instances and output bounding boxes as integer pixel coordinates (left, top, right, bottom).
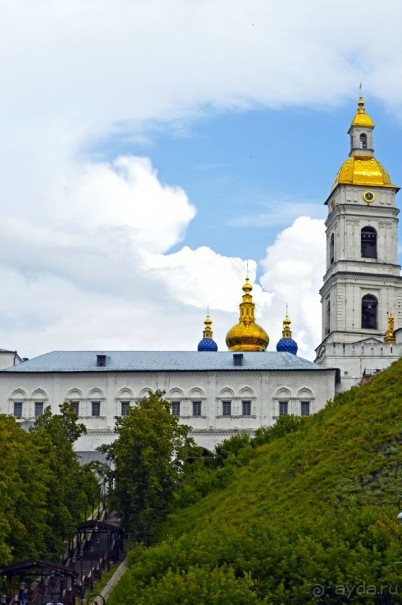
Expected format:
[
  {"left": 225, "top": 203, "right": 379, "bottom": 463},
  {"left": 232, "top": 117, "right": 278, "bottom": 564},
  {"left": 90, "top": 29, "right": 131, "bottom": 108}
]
[{"left": 2, "top": 350, "right": 330, "bottom": 373}]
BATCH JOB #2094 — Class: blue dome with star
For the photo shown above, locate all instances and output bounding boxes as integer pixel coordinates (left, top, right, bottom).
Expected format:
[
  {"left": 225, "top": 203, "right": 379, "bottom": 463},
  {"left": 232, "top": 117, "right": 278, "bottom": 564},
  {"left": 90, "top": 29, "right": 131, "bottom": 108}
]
[
  {"left": 276, "top": 313, "right": 298, "bottom": 355},
  {"left": 197, "top": 314, "right": 218, "bottom": 351},
  {"left": 198, "top": 337, "right": 218, "bottom": 351},
  {"left": 276, "top": 337, "right": 298, "bottom": 355}
]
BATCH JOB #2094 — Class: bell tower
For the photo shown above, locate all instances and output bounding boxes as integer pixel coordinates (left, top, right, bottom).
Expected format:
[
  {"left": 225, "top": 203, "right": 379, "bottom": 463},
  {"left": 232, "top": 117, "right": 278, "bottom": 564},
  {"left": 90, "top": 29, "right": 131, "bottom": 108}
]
[{"left": 315, "top": 94, "right": 402, "bottom": 390}]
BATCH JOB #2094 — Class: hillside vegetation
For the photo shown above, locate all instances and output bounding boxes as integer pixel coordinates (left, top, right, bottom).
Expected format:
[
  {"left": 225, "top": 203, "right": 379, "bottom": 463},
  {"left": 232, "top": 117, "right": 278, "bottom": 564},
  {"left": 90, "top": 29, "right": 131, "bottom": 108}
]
[{"left": 109, "top": 360, "right": 402, "bottom": 604}]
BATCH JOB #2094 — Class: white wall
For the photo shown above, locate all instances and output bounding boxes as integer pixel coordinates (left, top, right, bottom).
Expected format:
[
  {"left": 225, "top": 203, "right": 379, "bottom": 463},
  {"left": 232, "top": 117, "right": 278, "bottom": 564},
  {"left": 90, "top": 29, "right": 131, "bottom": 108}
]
[{"left": 0, "top": 368, "right": 336, "bottom": 451}]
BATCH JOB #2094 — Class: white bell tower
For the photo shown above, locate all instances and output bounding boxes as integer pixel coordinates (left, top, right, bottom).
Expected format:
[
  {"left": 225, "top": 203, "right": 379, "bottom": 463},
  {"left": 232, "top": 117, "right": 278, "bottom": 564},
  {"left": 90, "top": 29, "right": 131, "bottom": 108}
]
[{"left": 315, "top": 94, "right": 402, "bottom": 390}]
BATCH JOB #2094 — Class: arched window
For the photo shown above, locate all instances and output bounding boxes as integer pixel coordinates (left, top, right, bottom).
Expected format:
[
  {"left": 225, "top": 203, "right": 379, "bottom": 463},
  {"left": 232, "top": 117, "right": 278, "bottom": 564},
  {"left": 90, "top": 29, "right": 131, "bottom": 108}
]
[
  {"left": 326, "top": 301, "right": 331, "bottom": 335},
  {"left": 361, "top": 226, "right": 377, "bottom": 259},
  {"left": 330, "top": 233, "right": 335, "bottom": 264},
  {"left": 359, "top": 133, "right": 367, "bottom": 149},
  {"left": 362, "top": 295, "right": 378, "bottom": 329}
]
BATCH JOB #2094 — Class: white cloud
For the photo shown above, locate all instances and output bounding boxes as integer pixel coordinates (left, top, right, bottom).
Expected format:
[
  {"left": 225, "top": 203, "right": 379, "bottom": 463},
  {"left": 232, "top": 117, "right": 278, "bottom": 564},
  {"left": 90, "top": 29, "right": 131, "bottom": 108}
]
[
  {"left": 0, "top": 0, "right": 400, "bottom": 358},
  {"left": 55, "top": 156, "right": 196, "bottom": 254},
  {"left": 259, "top": 217, "right": 326, "bottom": 357}
]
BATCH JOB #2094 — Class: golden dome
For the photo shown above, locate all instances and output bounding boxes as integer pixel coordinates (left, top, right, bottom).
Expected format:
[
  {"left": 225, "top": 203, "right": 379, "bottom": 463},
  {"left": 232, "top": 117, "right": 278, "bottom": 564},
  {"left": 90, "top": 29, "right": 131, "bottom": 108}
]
[
  {"left": 332, "top": 156, "right": 396, "bottom": 190},
  {"left": 225, "top": 277, "right": 269, "bottom": 352},
  {"left": 351, "top": 95, "right": 374, "bottom": 128}
]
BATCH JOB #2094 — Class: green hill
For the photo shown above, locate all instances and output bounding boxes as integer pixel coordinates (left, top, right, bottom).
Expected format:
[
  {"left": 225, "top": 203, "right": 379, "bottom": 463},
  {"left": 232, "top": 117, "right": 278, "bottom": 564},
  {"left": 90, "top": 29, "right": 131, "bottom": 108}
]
[{"left": 108, "top": 360, "right": 402, "bottom": 604}]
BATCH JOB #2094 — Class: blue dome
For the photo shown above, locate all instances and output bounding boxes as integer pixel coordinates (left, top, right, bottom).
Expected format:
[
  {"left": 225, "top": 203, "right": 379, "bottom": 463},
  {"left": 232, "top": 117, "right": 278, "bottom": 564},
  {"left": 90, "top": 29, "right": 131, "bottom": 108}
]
[
  {"left": 276, "top": 338, "right": 298, "bottom": 355},
  {"left": 198, "top": 338, "right": 218, "bottom": 351}
]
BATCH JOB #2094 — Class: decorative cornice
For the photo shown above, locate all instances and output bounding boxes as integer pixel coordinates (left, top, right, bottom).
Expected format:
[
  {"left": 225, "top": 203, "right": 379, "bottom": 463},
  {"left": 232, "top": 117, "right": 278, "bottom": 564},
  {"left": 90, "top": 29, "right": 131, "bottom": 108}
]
[
  {"left": 325, "top": 204, "right": 399, "bottom": 229},
  {"left": 321, "top": 271, "right": 402, "bottom": 296}
]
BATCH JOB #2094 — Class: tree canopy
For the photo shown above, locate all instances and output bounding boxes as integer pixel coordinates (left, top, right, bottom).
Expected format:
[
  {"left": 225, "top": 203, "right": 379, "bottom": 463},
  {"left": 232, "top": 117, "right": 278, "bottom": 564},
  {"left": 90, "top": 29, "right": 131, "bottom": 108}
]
[
  {"left": 0, "top": 404, "right": 99, "bottom": 564},
  {"left": 101, "top": 390, "right": 193, "bottom": 544}
]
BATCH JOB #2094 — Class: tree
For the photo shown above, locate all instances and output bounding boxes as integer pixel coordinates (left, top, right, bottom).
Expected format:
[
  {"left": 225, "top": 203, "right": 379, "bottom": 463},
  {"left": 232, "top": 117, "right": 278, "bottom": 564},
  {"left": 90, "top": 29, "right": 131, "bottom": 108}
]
[
  {"left": 102, "top": 390, "right": 193, "bottom": 544},
  {"left": 0, "top": 414, "right": 49, "bottom": 563},
  {"left": 30, "top": 403, "right": 98, "bottom": 555}
]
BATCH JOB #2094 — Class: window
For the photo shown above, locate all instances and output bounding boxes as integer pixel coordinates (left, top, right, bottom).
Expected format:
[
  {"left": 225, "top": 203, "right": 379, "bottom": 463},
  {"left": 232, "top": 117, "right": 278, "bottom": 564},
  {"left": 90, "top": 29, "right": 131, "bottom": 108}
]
[
  {"left": 13, "top": 402, "right": 23, "bottom": 418},
  {"left": 121, "top": 401, "right": 130, "bottom": 416},
  {"left": 192, "top": 401, "right": 201, "bottom": 416},
  {"left": 326, "top": 300, "right": 331, "bottom": 335},
  {"left": 91, "top": 401, "right": 101, "bottom": 417},
  {"left": 222, "top": 400, "right": 231, "bottom": 416},
  {"left": 35, "top": 402, "right": 44, "bottom": 417},
  {"left": 171, "top": 401, "right": 180, "bottom": 417},
  {"left": 279, "top": 401, "right": 288, "bottom": 416},
  {"left": 70, "top": 401, "right": 80, "bottom": 416},
  {"left": 361, "top": 227, "right": 377, "bottom": 259},
  {"left": 301, "top": 401, "right": 310, "bottom": 416},
  {"left": 330, "top": 233, "right": 335, "bottom": 264},
  {"left": 242, "top": 400, "right": 251, "bottom": 416},
  {"left": 360, "top": 133, "right": 367, "bottom": 149},
  {"left": 362, "top": 295, "right": 378, "bottom": 329}
]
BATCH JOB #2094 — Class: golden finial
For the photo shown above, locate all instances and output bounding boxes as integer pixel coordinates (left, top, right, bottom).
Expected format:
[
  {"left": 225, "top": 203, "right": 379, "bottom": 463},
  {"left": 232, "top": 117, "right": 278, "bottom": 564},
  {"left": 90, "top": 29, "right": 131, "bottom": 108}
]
[
  {"left": 384, "top": 312, "right": 396, "bottom": 344},
  {"left": 282, "top": 308, "right": 292, "bottom": 339},
  {"left": 350, "top": 86, "right": 374, "bottom": 127}
]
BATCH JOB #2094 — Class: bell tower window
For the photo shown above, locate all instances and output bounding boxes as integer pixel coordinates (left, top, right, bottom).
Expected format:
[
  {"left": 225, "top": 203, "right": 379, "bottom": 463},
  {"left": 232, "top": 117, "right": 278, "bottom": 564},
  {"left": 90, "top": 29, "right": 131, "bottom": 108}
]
[
  {"left": 326, "top": 300, "right": 331, "bottom": 335},
  {"left": 362, "top": 295, "right": 378, "bottom": 329},
  {"left": 361, "top": 226, "right": 377, "bottom": 259},
  {"left": 359, "top": 133, "right": 367, "bottom": 149},
  {"left": 330, "top": 233, "right": 335, "bottom": 264}
]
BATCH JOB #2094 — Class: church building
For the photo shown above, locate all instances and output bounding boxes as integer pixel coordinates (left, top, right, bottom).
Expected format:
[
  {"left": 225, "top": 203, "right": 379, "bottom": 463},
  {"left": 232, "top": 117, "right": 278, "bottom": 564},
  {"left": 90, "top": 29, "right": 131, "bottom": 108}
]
[
  {"left": 0, "top": 95, "right": 400, "bottom": 452},
  {"left": 315, "top": 95, "right": 402, "bottom": 390}
]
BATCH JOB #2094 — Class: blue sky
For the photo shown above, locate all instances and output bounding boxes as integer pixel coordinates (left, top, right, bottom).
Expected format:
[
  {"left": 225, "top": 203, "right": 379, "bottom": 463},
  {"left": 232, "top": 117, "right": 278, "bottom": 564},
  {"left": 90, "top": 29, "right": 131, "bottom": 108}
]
[
  {"left": 90, "top": 98, "right": 402, "bottom": 265},
  {"left": 1, "top": 0, "right": 402, "bottom": 359}
]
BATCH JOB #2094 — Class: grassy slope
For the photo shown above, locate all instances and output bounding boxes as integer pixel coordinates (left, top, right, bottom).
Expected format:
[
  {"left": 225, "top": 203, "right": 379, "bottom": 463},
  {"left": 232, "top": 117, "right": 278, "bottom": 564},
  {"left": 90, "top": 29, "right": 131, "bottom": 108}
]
[{"left": 109, "top": 360, "right": 402, "bottom": 604}]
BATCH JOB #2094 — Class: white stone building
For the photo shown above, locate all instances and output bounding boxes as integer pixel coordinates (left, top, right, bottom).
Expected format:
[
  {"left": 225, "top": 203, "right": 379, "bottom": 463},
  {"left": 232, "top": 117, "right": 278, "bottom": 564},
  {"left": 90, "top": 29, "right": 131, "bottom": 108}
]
[{"left": 0, "top": 350, "right": 336, "bottom": 452}]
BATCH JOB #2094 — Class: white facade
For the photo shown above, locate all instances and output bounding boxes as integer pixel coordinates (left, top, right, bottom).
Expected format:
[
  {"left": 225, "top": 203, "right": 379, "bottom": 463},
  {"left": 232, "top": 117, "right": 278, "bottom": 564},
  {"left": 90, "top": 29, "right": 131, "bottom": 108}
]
[{"left": 0, "top": 351, "right": 336, "bottom": 451}]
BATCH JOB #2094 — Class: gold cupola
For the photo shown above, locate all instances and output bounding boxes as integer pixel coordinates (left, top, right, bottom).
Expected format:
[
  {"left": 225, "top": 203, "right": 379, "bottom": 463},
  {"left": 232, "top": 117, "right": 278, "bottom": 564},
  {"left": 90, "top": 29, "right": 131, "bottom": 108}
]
[
  {"left": 384, "top": 313, "right": 396, "bottom": 344},
  {"left": 225, "top": 277, "right": 269, "bottom": 352},
  {"left": 331, "top": 93, "right": 398, "bottom": 192}
]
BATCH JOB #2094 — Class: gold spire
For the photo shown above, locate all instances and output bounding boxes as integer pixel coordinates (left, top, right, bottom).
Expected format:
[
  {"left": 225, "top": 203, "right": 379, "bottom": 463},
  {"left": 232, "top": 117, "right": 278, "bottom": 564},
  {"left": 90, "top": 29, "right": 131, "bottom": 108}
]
[
  {"left": 384, "top": 313, "right": 396, "bottom": 344},
  {"left": 203, "top": 314, "right": 213, "bottom": 339},
  {"left": 225, "top": 277, "right": 269, "bottom": 352},
  {"left": 281, "top": 313, "right": 292, "bottom": 339},
  {"left": 351, "top": 91, "right": 374, "bottom": 128}
]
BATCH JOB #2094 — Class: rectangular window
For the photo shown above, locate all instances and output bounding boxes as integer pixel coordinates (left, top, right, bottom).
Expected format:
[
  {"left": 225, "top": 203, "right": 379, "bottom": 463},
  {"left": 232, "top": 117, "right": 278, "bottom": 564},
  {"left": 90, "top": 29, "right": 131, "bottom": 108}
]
[
  {"left": 301, "top": 401, "right": 310, "bottom": 416},
  {"left": 35, "top": 402, "right": 44, "bottom": 417},
  {"left": 91, "top": 401, "right": 101, "bottom": 417},
  {"left": 242, "top": 400, "right": 251, "bottom": 416},
  {"left": 121, "top": 401, "right": 130, "bottom": 416},
  {"left": 171, "top": 401, "right": 180, "bottom": 417},
  {"left": 192, "top": 401, "right": 201, "bottom": 417},
  {"left": 279, "top": 401, "right": 288, "bottom": 416},
  {"left": 13, "top": 402, "right": 23, "bottom": 418},
  {"left": 70, "top": 401, "right": 80, "bottom": 416},
  {"left": 222, "top": 400, "right": 231, "bottom": 416}
]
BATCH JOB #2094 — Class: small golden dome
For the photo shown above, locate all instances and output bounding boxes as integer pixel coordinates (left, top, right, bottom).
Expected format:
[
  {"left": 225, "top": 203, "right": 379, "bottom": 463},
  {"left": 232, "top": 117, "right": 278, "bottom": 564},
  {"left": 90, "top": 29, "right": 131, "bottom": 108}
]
[
  {"left": 332, "top": 156, "right": 396, "bottom": 190},
  {"left": 384, "top": 313, "right": 396, "bottom": 344},
  {"left": 225, "top": 277, "right": 269, "bottom": 352},
  {"left": 351, "top": 95, "right": 374, "bottom": 128}
]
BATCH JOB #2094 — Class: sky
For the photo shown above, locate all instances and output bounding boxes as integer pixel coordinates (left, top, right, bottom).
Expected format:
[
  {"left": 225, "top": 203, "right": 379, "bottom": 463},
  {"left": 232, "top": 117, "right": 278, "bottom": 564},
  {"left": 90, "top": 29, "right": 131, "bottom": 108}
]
[{"left": 2, "top": 0, "right": 402, "bottom": 360}]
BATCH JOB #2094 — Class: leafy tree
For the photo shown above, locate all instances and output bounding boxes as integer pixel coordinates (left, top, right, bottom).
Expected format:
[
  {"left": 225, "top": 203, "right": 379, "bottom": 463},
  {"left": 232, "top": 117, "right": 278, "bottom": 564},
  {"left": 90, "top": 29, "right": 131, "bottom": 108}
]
[
  {"left": 30, "top": 403, "right": 98, "bottom": 555},
  {"left": 101, "top": 390, "right": 193, "bottom": 544},
  {"left": 0, "top": 415, "right": 48, "bottom": 563}
]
